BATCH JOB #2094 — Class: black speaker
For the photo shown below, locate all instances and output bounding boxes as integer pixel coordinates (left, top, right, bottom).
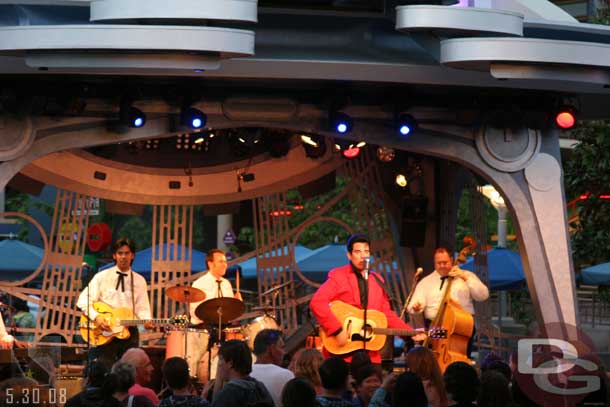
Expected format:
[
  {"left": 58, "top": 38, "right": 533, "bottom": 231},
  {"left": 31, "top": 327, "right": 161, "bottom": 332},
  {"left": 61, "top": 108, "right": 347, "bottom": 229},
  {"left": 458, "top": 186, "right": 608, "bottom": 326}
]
[{"left": 400, "top": 196, "right": 428, "bottom": 247}]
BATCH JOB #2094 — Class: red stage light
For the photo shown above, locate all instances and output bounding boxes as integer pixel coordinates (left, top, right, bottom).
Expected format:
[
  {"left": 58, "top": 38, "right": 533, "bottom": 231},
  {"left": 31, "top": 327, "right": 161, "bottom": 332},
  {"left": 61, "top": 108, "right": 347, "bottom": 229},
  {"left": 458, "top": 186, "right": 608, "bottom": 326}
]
[
  {"left": 555, "top": 108, "right": 576, "bottom": 129},
  {"left": 342, "top": 147, "right": 360, "bottom": 159}
]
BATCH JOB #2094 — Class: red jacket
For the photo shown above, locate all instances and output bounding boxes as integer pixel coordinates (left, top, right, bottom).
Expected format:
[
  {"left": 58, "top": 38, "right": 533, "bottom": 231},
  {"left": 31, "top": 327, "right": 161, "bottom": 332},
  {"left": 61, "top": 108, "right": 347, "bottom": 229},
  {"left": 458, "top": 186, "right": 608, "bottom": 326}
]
[{"left": 310, "top": 264, "right": 412, "bottom": 363}]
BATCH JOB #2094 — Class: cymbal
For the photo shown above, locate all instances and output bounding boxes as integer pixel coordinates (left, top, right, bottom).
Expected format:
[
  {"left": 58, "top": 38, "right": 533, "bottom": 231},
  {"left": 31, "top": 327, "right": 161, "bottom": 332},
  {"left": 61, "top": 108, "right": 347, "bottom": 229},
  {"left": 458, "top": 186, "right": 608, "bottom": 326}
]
[
  {"left": 195, "top": 297, "right": 245, "bottom": 323},
  {"left": 251, "top": 306, "right": 282, "bottom": 312},
  {"left": 261, "top": 280, "right": 294, "bottom": 296},
  {"left": 231, "top": 310, "right": 264, "bottom": 322},
  {"left": 166, "top": 286, "right": 205, "bottom": 303}
]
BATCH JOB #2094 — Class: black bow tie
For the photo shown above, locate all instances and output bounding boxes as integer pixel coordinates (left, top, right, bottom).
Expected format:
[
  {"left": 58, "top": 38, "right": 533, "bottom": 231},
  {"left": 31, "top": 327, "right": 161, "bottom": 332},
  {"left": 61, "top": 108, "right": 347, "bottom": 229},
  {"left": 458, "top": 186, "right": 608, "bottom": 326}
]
[
  {"left": 439, "top": 276, "right": 449, "bottom": 291},
  {"left": 116, "top": 271, "right": 128, "bottom": 292}
]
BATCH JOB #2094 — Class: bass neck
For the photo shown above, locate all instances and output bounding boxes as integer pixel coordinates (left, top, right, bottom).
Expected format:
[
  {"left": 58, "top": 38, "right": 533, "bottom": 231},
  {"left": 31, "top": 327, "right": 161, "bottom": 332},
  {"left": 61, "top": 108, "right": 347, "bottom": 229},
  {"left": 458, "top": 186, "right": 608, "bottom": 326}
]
[{"left": 119, "top": 318, "right": 170, "bottom": 326}]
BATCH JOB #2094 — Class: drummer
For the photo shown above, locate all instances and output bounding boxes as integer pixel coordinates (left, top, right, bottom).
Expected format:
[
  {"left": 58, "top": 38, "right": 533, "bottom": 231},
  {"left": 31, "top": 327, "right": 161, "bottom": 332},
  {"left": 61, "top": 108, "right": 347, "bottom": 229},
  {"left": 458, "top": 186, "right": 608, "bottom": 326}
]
[{"left": 189, "top": 249, "right": 238, "bottom": 325}]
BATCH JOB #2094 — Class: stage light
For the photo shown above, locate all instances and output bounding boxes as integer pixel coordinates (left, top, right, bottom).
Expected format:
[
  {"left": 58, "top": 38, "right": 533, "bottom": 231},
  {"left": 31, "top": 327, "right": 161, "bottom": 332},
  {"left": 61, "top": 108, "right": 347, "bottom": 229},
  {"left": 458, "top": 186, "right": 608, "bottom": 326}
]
[
  {"left": 376, "top": 146, "right": 395, "bottom": 162},
  {"left": 119, "top": 100, "right": 146, "bottom": 128},
  {"left": 396, "top": 174, "right": 408, "bottom": 188},
  {"left": 397, "top": 114, "right": 417, "bottom": 136},
  {"left": 301, "top": 134, "right": 327, "bottom": 159},
  {"left": 330, "top": 112, "right": 353, "bottom": 134},
  {"left": 555, "top": 106, "right": 577, "bottom": 129},
  {"left": 334, "top": 138, "right": 361, "bottom": 159},
  {"left": 181, "top": 106, "right": 207, "bottom": 129}
]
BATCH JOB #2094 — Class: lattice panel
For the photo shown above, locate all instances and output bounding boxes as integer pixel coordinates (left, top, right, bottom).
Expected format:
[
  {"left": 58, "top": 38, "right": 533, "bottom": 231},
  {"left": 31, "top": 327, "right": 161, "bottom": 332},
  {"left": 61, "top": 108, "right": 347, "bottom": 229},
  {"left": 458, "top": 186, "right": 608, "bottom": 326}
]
[
  {"left": 253, "top": 193, "right": 298, "bottom": 334},
  {"left": 149, "top": 205, "right": 194, "bottom": 324},
  {"left": 35, "top": 189, "right": 92, "bottom": 345}
]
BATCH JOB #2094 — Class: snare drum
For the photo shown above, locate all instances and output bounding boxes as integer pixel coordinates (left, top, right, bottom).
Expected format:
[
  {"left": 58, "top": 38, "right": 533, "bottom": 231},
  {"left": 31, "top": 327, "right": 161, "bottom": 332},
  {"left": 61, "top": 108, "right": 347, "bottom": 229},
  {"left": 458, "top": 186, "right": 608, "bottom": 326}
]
[
  {"left": 223, "top": 327, "right": 245, "bottom": 341},
  {"left": 165, "top": 329, "right": 209, "bottom": 377},
  {"left": 241, "top": 315, "right": 279, "bottom": 349}
]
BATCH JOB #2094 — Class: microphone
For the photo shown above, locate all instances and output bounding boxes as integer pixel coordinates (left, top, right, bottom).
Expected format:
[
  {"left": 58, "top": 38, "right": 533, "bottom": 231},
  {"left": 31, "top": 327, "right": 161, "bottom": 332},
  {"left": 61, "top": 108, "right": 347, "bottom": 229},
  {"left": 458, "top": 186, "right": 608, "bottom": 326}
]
[
  {"left": 82, "top": 262, "right": 90, "bottom": 271},
  {"left": 363, "top": 257, "right": 370, "bottom": 280},
  {"left": 415, "top": 267, "right": 423, "bottom": 277}
]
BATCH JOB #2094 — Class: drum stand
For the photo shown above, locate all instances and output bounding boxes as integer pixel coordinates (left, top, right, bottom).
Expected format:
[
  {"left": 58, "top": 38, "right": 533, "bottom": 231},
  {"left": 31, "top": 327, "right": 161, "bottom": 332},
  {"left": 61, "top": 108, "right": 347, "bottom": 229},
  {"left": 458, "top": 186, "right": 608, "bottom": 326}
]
[{"left": 182, "top": 291, "right": 192, "bottom": 374}]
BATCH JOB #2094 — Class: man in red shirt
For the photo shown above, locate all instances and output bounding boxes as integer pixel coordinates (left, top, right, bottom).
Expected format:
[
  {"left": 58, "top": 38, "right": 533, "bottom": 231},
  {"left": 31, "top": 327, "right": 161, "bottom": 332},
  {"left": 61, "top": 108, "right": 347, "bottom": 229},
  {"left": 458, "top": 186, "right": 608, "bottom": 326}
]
[{"left": 310, "top": 234, "right": 425, "bottom": 364}]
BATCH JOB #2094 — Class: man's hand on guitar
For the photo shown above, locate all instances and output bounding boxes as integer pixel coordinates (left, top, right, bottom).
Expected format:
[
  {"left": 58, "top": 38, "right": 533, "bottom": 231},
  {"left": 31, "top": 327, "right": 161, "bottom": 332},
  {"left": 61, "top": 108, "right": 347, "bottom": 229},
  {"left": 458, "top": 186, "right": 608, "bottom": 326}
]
[
  {"left": 335, "top": 330, "right": 348, "bottom": 347},
  {"left": 144, "top": 321, "right": 156, "bottom": 330},
  {"left": 412, "top": 328, "right": 427, "bottom": 342},
  {"left": 94, "top": 315, "right": 111, "bottom": 331},
  {"left": 0, "top": 337, "right": 13, "bottom": 350}
]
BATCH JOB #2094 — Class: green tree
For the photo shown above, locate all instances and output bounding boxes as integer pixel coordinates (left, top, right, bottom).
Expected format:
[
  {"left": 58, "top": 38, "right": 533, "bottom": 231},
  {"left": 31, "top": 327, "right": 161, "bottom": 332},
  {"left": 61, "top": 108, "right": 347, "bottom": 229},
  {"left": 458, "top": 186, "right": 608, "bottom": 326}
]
[{"left": 564, "top": 122, "right": 610, "bottom": 268}]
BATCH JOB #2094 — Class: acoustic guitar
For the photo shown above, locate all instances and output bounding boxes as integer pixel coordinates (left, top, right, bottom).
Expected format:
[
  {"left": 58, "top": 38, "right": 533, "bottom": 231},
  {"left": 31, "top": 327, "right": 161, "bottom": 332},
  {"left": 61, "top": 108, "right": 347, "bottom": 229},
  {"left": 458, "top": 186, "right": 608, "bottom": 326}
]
[
  {"left": 319, "top": 301, "right": 446, "bottom": 355},
  {"left": 80, "top": 302, "right": 187, "bottom": 346}
]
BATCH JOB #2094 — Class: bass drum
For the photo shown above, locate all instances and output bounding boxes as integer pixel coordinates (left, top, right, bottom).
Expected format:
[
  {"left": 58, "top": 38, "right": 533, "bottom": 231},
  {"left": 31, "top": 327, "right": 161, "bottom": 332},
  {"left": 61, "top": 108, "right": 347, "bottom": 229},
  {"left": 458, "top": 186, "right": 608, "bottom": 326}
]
[
  {"left": 241, "top": 315, "right": 279, "bottom": 349},
  {"left": 165, "top": 329, "right": 209, "bottom": 378}
]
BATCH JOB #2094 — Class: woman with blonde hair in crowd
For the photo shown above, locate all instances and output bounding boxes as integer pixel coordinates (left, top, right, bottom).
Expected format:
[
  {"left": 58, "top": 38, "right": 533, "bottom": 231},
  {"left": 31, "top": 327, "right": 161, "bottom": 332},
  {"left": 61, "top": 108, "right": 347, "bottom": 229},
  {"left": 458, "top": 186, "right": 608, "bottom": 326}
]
[
  {"left": 290, "top": 348, "right": 325, "bottom": 394},
  {"left": 406, "top": 347, "right": 448, "bottom": 407}
]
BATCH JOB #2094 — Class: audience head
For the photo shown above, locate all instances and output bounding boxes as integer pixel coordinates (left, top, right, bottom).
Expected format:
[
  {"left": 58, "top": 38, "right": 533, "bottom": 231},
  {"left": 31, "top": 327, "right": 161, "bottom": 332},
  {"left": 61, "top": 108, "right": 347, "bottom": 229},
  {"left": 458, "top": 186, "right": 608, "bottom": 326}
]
[
  {"left": 406, "top": 346, "right": 448, "bottom": 405},
  {"left": 319, "top": 357, "right": 350, "bottom": 392},
  {"left": 119, "top": 348, "right": 154, "bottom": 385},
  {"left": 352, "top": 364, "right": 382, "bottom": 403},
  {"left": 253, "top": 329, "right": 285, "bottom": 365},
  {"left": 111, "top": 362, "right": 136, "bottom": 393},
  {"left": 292, "top": 349, "right": 324, "bottom": 388},
  {"left": 281, "top": 377, "right": 317, "bottom": 407},
  {"left": 162, "top": 357, "right": 190, "bottom": 390},
  {"left": 219, "top": 339, "right": 252, "bottom": 376},
  {"left": 444, "top": 361, "right": 479, "bottom": 404},
  {"left": 85, "top": 361, "right": 109, "bottom": 388},
  {"left": 477, "top": 370, "right": 512, "bottom": 407},
  {"left": 349, "top": 350, "right": 372, "bottom": 375},
  {"left": 392, "top": 372, "right": 427, "bottom": 407}
]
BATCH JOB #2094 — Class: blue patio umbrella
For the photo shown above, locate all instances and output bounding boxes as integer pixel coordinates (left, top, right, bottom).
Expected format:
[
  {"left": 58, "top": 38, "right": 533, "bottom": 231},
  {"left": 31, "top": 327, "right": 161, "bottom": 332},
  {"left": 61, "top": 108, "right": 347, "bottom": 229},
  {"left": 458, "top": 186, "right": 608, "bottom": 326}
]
[
  {"left": 581, "top": 262, "right": 610, "bottom": 285},
  {"left": 295, "top": 244, "right": 348, "bottom": 281},
  {"left": 230, "top": 245, "right": 314, "bottom": 279},
  {"left": 0, "top": 239, "right": 44, "bottom": 280},
  {"left": 461, "top": 247, "right": 525, "bottom": 290},
  {"left": 100, "top": 243, "right": 207, "bottom": 279}
]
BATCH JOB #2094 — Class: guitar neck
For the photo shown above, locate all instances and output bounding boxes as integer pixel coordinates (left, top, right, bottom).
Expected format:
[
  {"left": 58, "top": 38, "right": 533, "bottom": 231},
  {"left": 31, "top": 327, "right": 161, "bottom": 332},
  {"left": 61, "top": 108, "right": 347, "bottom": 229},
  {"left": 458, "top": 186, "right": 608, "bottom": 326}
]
[
  {"left": 372, "top": 327, "right": 418, "bottom": 336},
  {"left": 120, "top": 319, "right": 172, "bottom": 325}
]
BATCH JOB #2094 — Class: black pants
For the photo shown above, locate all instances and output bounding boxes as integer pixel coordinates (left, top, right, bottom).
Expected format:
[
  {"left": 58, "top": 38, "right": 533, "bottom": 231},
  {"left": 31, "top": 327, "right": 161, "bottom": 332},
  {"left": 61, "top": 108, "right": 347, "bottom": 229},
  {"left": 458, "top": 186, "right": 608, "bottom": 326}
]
[{"left": 90, "top": 327, "right": 139, "bottom": 369}]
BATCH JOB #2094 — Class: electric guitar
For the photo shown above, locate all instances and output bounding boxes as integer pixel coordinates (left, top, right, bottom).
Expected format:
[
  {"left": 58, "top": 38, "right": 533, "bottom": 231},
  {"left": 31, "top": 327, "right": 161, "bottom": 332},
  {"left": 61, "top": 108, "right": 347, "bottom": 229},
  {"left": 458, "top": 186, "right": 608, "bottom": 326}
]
[
  {"left": 319, "top": 301, "right": 446, "bottom": 355},
  {"left": 80, "top": 302, "right": 187, "bottom": 346}
]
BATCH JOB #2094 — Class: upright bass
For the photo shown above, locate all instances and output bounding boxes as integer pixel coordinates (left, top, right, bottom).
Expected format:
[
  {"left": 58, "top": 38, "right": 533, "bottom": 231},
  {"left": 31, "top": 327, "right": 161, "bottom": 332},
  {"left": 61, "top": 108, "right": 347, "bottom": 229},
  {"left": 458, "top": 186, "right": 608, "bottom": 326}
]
[{"left": 423, "top": 236, "right": 477, "bottom": 372}]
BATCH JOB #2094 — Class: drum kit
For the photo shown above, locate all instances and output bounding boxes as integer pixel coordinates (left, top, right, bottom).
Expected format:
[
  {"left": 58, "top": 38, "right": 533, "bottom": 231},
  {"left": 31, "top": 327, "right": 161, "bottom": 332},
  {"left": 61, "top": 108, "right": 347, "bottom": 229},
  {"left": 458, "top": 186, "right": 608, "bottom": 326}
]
[{"left": 164, "top": 283, "right": 283, "bottom": 379}]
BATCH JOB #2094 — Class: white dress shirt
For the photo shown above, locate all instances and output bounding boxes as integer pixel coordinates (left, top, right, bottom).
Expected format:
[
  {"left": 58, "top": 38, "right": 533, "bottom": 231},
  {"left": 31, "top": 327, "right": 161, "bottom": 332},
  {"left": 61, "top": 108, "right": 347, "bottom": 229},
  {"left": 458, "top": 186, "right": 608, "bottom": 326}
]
[
  {"left": 407, "top": 269, "right": 489, "bottom": 320},
  {"left": 76, "top": 265, "right": 152, "bottom": 321},
  {"left": 0, "top": 314, "right": 14, "bottom": 344},
  {"left": 251, "top": 363, "right": 294, "bottom": 407},
  {"left": 189, "top": 271, "right": 234, "bottom": 325}
]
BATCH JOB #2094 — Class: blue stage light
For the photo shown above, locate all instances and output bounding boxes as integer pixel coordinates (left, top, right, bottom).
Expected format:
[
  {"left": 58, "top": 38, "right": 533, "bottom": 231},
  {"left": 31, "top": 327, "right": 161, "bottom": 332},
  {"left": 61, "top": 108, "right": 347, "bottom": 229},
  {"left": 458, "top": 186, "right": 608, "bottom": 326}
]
[
  {"left": 330, "top": 112, "right": 353, "bottom": 134},
  {"left": 181, "top": 107, "right": 207, "bottom": 130},
  {"left": 397, "top": 114, "right": 417, "bottom": 137}
]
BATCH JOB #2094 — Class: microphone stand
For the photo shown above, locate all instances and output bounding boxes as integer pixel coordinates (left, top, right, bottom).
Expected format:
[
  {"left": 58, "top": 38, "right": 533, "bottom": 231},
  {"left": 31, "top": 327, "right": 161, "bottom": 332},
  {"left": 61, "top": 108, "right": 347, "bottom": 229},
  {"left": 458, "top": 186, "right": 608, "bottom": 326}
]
[
  {"left": 400, "top": 267, "right": 423, "bottom": 320},
  {"left": 362, "top": 258, "right": 370, "bottom": 352}
]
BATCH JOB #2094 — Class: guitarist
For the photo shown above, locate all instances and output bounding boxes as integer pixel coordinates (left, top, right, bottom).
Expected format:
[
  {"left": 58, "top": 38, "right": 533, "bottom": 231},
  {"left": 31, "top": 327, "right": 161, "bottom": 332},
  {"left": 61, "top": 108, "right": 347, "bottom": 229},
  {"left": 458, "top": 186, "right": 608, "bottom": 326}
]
[
  {"left": 77, "top": 238, "right": 154, "bottom": 367},
  {"left": 310, "top": 234, "right": 426, "bottom": 364},
  {"left": 407, "top": 247, "right": 489, "bottom": 357}
]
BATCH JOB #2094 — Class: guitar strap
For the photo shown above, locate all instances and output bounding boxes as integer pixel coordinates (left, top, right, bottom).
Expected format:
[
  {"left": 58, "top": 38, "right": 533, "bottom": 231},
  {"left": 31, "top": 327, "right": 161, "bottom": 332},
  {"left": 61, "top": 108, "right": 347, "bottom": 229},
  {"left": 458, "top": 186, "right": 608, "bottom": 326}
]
[{"left": 371, "top": 272, "right": 398, "bottom": 308}]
